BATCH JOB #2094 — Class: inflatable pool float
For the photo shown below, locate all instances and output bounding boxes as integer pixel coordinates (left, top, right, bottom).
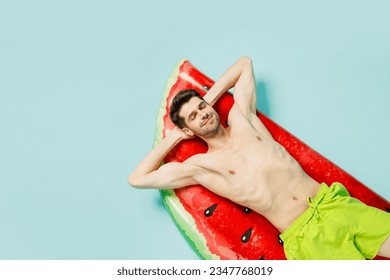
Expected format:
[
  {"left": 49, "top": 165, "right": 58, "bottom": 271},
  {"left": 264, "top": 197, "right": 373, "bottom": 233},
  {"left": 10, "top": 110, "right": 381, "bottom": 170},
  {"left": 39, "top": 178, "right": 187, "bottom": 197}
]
[{"left": 154, "top": 59, "right": 390, "bottom": 260}]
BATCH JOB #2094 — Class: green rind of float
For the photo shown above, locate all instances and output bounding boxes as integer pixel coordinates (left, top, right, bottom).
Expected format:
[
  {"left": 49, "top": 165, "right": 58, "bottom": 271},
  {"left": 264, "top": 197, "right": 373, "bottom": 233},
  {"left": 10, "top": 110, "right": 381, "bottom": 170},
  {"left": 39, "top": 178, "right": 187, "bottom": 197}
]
[
  {"left": 160, "top": 189, "right": 219, "bottom": 260},
  {"left": 154, "top": 59, "right": 219, "bottom": 260}
]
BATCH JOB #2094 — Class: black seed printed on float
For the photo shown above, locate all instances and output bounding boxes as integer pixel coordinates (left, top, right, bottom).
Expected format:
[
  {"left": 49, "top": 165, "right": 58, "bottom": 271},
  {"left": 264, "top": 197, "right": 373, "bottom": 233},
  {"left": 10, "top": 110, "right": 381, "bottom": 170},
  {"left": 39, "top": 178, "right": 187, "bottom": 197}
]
[
  {"left": 204, "top": 203, "right": 218, "bottom": 217},
  {"left": 241, "top": 227, "right": 253, "bottom": 243}
]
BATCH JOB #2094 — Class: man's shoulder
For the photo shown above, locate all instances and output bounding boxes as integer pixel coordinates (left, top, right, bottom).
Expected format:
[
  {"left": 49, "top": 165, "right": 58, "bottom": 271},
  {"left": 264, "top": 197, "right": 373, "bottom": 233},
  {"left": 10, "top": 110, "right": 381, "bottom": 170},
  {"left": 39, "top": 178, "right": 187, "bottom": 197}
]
[
  {"left": 228, "top": 103, "right": 252, "bottom": 121},
  {"left": 228, "top": 104, "right": 255, "bottom": 130}
]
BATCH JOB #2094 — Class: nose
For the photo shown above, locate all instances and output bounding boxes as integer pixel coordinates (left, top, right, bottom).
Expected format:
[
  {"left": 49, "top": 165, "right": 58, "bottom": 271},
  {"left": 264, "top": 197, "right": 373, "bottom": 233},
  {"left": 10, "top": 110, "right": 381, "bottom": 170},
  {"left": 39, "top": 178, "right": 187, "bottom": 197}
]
[{"left": 201, "top": 112, "right": 209, "bottom": 119}]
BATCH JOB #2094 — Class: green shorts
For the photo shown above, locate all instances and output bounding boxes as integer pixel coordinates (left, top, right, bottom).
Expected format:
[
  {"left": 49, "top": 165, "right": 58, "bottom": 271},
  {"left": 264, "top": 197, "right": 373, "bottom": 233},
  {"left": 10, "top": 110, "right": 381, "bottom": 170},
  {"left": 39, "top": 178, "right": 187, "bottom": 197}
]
[{"left": 279, "top": 182, "right": 390, "bottom": 260}]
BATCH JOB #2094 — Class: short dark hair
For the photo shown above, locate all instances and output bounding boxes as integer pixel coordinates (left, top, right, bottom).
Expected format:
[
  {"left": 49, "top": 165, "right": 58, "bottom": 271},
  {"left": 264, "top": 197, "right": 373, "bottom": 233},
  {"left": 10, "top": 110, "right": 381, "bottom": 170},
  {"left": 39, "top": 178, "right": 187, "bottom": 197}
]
[{"left": 170, "top": 89, "right": 204, "bottom": 128}]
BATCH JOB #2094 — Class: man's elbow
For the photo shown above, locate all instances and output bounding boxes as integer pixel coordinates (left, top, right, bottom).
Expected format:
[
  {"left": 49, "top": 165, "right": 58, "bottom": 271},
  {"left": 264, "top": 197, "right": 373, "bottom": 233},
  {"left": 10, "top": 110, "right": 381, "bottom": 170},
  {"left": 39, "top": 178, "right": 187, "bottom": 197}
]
[
  {"left": 239, "top": 56, "right": 252, "bottom": 65},
  {"left": 127, "top": 175, "right": 143, "bottom": 189}
]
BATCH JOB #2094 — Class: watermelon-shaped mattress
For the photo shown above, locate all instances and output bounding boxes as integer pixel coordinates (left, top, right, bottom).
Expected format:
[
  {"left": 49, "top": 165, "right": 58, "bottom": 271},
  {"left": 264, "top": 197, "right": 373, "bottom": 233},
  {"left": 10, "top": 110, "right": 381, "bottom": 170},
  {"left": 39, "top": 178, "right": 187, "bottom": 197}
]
[{"left": 154, "top": 59, "right": 390, "bottom": 260}]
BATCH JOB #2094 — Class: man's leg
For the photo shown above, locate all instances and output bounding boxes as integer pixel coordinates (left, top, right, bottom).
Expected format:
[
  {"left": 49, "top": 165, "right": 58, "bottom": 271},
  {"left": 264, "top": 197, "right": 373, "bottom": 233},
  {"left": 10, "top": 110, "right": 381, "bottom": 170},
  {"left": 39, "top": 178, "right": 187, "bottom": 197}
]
[{"left": 377, "top": 236, "right": 390, "bottom": 258}]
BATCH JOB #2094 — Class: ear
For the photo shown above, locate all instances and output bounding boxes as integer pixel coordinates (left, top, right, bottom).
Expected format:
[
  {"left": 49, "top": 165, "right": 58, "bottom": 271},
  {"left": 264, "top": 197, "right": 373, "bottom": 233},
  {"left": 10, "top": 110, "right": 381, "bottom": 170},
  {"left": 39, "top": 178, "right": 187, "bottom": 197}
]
[{"left": 182, "top": 127, "right": 194, "bottom": 137}]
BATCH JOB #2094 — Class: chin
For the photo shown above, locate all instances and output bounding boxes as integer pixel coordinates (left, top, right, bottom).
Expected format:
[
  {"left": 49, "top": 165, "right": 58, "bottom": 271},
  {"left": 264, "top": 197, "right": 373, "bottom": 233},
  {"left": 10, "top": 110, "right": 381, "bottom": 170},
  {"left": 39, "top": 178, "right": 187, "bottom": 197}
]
[{"left": 201, "top": 124, "right": 220, "bottom": 137}]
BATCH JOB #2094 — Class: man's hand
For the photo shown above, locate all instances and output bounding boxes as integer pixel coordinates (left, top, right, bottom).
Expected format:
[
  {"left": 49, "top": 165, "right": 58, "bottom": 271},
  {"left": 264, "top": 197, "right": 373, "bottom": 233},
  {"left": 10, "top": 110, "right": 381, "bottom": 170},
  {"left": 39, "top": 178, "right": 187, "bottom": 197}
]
[{"left": 171, "top": 126, "right": 194, "bottom": 141}]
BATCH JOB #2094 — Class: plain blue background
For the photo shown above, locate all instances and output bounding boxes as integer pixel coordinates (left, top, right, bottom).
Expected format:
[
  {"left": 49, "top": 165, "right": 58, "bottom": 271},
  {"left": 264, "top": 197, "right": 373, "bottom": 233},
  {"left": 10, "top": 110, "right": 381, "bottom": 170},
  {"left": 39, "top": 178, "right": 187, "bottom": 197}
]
[{"left": 1, "top": 0, "right": 389, "bottom": 260}]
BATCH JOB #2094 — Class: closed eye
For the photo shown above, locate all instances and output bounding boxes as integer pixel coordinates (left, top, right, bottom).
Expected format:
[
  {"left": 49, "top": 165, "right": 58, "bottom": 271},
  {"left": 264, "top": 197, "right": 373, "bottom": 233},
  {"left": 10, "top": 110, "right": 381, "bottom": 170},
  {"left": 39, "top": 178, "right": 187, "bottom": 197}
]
[{"left": 189, "top": 101, "right": 206, "bottom": 121}]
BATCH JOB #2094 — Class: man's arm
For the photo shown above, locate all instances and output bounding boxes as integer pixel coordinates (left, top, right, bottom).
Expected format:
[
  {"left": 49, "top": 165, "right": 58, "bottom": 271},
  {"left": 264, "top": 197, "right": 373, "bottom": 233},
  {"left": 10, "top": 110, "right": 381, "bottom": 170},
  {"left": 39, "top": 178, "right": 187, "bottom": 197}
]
[
  {"left": 203, "top": 56, "right": 254, "bottom": 107},
  {"left": 205, "top": 56, "right": 272, "bottom": 138},
  {"left": 128, "top": 127, "right": 199, "bottom": 189}
]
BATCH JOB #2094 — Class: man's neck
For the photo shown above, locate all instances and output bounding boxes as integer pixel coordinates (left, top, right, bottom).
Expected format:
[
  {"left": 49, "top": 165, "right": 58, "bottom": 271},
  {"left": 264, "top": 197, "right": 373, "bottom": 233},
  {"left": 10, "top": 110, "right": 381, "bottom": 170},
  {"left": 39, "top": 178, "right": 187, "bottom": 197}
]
[{"left": 201, "top": 126, "right": 230, "bottom": 152}]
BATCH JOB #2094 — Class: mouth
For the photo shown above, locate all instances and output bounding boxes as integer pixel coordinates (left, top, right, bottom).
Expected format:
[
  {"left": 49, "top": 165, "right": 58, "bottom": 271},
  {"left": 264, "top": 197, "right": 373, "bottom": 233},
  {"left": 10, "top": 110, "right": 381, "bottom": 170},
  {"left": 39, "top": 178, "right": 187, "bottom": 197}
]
[{"left": 201, "top": 115, "right": 212, "bottom": 127}]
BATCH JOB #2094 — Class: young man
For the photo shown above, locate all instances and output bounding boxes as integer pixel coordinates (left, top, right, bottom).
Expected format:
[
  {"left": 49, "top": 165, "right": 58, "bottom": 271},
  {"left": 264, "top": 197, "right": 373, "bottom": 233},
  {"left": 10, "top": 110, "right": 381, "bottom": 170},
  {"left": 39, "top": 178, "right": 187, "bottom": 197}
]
[{"left": 128, "top": 57, "right": 390, "bottom": 259}]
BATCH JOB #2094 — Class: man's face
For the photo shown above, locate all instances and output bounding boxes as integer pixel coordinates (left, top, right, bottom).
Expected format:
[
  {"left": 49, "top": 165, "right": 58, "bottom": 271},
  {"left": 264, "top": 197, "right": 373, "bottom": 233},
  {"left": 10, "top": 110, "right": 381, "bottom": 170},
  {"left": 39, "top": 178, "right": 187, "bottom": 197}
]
[{"left": 179, "top": 96, "right": 220, "bottom": 137}]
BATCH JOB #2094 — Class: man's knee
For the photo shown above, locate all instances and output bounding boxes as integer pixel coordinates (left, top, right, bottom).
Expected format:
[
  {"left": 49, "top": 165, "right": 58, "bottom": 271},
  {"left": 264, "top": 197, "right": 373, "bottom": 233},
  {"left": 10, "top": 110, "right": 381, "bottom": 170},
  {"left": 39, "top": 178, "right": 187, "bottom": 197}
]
[{"left": 377, "top": 236, "right": 390, "bottom": 258}]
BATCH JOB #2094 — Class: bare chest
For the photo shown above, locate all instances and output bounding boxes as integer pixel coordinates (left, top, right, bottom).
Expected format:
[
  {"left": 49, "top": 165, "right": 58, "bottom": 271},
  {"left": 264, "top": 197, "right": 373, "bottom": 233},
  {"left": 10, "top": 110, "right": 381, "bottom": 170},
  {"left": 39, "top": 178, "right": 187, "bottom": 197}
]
[{"left": 194, "top": 136, "right": 282, "bottom": 208}]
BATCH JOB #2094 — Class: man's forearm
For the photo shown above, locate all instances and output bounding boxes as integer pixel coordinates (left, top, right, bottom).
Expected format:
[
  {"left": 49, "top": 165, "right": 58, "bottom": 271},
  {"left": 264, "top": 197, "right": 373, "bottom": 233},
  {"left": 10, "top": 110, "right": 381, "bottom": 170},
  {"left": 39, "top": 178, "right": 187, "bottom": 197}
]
[
  {"left": 204, "top": 56, "right": 252, "bottom": 106},
  {"left": 128, "top": 129, "right": 183, "bottom": 186}
]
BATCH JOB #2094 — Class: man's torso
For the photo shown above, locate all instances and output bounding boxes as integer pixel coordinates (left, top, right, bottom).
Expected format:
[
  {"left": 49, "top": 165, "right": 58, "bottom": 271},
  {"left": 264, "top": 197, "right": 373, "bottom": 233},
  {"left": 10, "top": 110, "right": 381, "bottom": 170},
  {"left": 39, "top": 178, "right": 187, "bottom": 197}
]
[{"left": 187, "top": 105, "right": 320, "bottom": 232}]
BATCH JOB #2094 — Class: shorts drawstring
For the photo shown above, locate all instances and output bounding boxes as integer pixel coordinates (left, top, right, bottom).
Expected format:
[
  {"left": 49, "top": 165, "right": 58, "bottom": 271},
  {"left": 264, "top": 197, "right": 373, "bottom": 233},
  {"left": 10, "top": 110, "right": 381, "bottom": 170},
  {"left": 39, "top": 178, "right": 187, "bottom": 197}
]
[{"left": 307, "top": 193, "right": 325, "bottom": 220}]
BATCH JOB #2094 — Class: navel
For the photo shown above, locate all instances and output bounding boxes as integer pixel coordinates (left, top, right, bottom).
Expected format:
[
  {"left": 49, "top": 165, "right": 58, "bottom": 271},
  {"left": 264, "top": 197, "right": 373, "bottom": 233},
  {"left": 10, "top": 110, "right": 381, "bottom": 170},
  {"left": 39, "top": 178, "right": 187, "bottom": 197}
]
[
  {"left": 229, "top": 170, "right": 236, "bottom": 175},
  {"left": 293, "top": 196, "right": 298, "bottom": 201},
  {"left": 256, "top": 136, "right": 262, "bottom": 141}
]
